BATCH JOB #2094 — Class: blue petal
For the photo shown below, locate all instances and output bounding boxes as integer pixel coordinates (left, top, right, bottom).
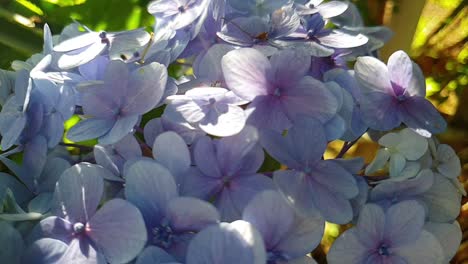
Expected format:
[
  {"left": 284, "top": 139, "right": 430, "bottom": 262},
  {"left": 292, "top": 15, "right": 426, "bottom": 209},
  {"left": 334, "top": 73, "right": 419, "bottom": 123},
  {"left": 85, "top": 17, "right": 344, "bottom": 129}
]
[
  {"left": 88, "top": 199, "right": 147, "bottom": 264},
  {"left": 124, "top": 159, "right": 178, "bottom": 226},
  {"left": 52, "top": 163, "right": 104, "bottom": 223},
  {"left": 23, "top": 238, "right": 68, "bottom": 264},
  {"left": 186, "top": 221, "right": 266, "bottom": 264}
]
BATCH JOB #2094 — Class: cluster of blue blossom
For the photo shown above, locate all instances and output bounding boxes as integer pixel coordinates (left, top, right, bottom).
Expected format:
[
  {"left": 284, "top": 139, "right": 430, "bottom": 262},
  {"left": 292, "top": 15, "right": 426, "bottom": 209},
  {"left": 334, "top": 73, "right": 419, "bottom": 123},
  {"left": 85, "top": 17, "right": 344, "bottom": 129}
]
[{"left": 0, "top": 0, "right": 464, "bottom": 263}]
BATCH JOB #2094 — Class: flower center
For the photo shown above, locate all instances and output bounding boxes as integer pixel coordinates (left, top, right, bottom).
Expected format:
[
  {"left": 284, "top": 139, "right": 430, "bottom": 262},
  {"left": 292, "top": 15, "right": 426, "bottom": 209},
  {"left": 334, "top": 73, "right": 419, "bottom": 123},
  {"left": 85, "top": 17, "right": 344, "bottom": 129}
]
[
  {"left": 267, "top": 251, "right": 290, "bottom": 263},
  {"left": 73, "top": 222, "right": 86, "bottom": 234},
  {"left": 152, "top": 223, "right": 175, "bottom": 248},
  {"left": 378, "top": 244, "right": 391, "bottom": 256},
  {"left": 178, "top": 5, "right": 186, "bottom": 13},
  {"left": 99, "top": 31, "right": 110, "bottom": 44}
]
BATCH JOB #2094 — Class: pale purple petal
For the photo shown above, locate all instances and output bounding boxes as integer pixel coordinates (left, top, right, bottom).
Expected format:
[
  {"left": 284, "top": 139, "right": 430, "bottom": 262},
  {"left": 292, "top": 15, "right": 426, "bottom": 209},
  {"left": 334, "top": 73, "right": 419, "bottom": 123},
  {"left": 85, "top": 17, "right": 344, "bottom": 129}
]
[
  {"left": 246, "top": 96, "right": 292, "bottom": 132},
  {"left": 281, "top": 76, "right": 338, "bottom": 123},
  {"left": 23, "top": 238, "right": 68, "bottom": 264},
  {"left": 122, "top": 62, "right": 167, "bottom": 115},
  {"left": 242, "top": 190, "right": 295, "bottom": 250},
  {"left": 166, "top": 197, "right": 220, "bottom": 232},
  {"left": 327, "top": 229, "right": 370, "bottom": 264},
  {"left": 355, "top": 204, "right": 385, "bottom": 248},
  {"left": 384, "top": 200, "right": 425, "bottom": 246},
  {"left": 153, "top": 131, "right": 191, "bottom": 178},
  {"left": 186, "top": 221, "right": 266, "bottom": 264},
  {"left": 354, "top": 56, "right": 392, "bottom": 93},
  {"left": 392, "top": 230, "right": 444, "bottom": 264},
  {"left": 270, "top": 49, "right": 310, "bottom": 87},
  {"left": 360, "top": 92, "right": 400, "bottom": 131},
  {"left": 399, "top": 96, "right": 447, "bottom": 135},
  {"left": 98, "top": 115, "right": 139, "bottom": 145},
  {"left": 124, "top": 160, "right": 178, "bottom": 225},
  {"left": 88, "top": 199, "right": 147, "bottom": 264},
  {"left": 275, "top": 214, "right": 325, "bottom": 258},
  {"left": 222, "top": 48, "right": 272, "bottom": 101},
  {"left": 387, "top": 50, "right": 413, "bottom": 93},
  {"left": 193, "top": 136, "right": 222, "bottom": 178},
  {"left": 53, "top": 164, "right": 104, "bottom": 223}
]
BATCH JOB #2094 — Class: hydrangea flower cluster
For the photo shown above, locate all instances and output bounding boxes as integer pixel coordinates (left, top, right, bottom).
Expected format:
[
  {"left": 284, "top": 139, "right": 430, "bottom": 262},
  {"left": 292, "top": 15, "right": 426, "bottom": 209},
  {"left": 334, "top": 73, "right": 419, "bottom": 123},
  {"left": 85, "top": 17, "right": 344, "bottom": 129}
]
[{"left": 0, "top": 0, "right": 464, "bottom": 263}]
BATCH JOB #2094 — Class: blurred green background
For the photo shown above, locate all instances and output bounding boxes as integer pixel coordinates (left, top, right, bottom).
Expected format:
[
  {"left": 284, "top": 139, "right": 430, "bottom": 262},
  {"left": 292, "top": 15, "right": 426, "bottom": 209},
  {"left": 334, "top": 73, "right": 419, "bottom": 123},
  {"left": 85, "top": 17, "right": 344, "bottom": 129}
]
[{"left": 0, "top": 0, "right": 467, "bottom": 262}]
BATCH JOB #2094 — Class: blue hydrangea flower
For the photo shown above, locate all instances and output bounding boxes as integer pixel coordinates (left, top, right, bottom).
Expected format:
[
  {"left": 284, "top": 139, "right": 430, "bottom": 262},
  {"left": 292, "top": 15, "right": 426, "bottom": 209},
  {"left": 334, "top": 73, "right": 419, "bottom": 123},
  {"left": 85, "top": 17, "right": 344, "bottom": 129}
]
[
  {"left": 217, "top": 6, "right": 300, "bottom": 50},
  {"left": 181, "top": 126, "right": 275, "bottom": 221},
  {"left": 32, "top": 163, "right": 147, "bottom": 263},
  {"left": 124, "top": 159, "right": 220, "bottom": 261},
  {"left": 186, "top": 220, "right": 266, "bottom": 264},
  {"left": 327, "top": 200, "right": 444, "bottom": 264},
  {"left": 261, "top": 117, "right": 359, "bottom": 224},
  {"left": 242, "top": 190, "right": 324, "bottom": 264},
  {"left": 53, "top": 28, "right": 150, "bottom": 69},
  {"left": 227, "top": 0, "right": 289, "bottom": 16},
  {"left": 222, "top": 48, "right": 338, "bottom": 131},
  {"left": 354, "top": 50, "right": 446, "bottom": 135},
  {"left": 67, "top": 60, "right": 167, "bottom": 145}
]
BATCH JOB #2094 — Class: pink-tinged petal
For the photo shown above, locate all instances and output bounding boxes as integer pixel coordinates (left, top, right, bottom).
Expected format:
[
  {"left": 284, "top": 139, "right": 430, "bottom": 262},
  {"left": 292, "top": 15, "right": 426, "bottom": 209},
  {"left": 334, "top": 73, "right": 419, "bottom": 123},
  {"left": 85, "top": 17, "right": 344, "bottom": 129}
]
[
  {"left": 355, "top": 204, "right": 385, "bottom": 248},
  {"left": 281, "top": 76, "right": 338, "bottom": 123},
  {"left": 274, "top": 214, "right": 325, "bottom": 258},
  {"left": 387, "top": 51, "right": 413, "bottom": 93},
  {"left": 246, "top": 95, "right": 292, "bottom": 132},
  {"left": 199, "top": 104, "right": 246, "bottom": 137},
  {"left": 327, "top": 229, "right": 370, "bottom": 264},
  {"left": 124, "top": 160, "right": 178, "bottom": 225},
  {"left": 222, "top": 48, "right": 272, "bottom": 101},
  {"left": 88, "top": 199, "right": 147, "bottom": 264},
  {"left": 399, "top": 96, "right": 446, "bottom": 135},
  {"left": 242, "top": 190, "right": 295, "bottom": 250},
  {"left": 270, "top": 49, "right": 310, "bottom": 87},
  {"left": 354, "top": 56, "right": 392, "bottom": 93},
  {"left": 193, "top": 136, "right": 222, "bottom": 178},
  {"left": 186, "top": 221, "right": 266, "bottom": 264},
  {"left": 392, "top": 230, "right": 444, "bottom": 264},
  {"left": 384, "top": 200, "right": 425, "bottom": 246},
  {"left": 360, "top": 92, "right": 400, "bottom": 131},
  {"left": 52, "top": 164, "right": 104, "bottom": 223},
  {"left": 166, "top": 197, "right": 220, "bottom": 232}
]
